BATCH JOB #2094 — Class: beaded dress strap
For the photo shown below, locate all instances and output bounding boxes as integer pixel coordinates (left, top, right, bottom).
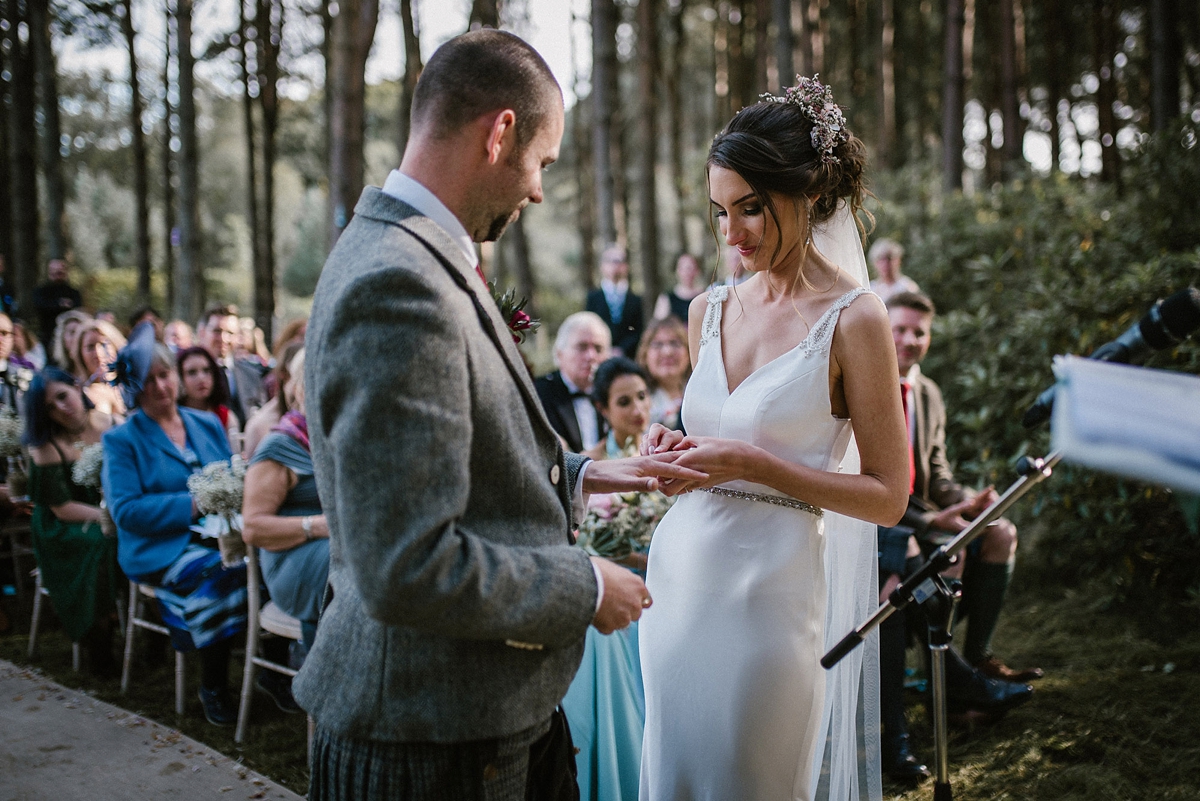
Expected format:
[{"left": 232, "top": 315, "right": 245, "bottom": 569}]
[
  {"left": 798, "top": 286, "right": 870, "bottom": 357},
  {"left": 699, "top": 285, "right": 730, "bottom": 347}
]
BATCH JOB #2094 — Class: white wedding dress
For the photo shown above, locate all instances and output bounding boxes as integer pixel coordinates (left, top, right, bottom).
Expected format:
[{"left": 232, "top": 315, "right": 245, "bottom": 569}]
[{"left": 639, "top": 275, "right": 882, "bottom": 800}]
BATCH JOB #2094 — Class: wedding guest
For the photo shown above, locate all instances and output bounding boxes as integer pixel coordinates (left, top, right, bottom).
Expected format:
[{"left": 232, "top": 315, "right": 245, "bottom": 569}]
[
  {"left": 242, "top": 340, "right": 303, "bottom": 459},
  {"left": 164, "top": 320, "right": 194, "bottom": 353},
  {"left": 25, "top": 368, "right": 120, "bottom": 677},
  {"left": 0, "top": 313, "right": 37, "bottom": 413},
  {"left": 869, "top": 238, "right": 920, "bottom": 302},
  {"left": 101, "top": 322, "right": 250, "bottom": 727},
  {"left": 13, "top": 320, "right": 46, "bottom": 370},
  {"left": 566, "top": 356, "right": 658, "bottom": 800},
  {"left": 128, "top": 307, "right": 166, "bottom": 342},
  {"left": 33, "top": 258, "right": 84, "bottom": 348},
  {"left": 73, "top": 319, "right": 127, "bottom": 421},
  {"left": 51, "top": 310, "right": 93, "bottom": 373},
  {"left": 534, "top": 311, "right": 611, "bottom": 452},
  {"left": 175, "top": 346, "right": 240, "bottom": 449},
  {"left": 242, "top": 349, "right": 328, "bottom": 665},
  {"left": 199, "top": 305, "right": 268, "bottom": 428},
  {"left": 653, "top": 253, "right": 706, "bottom": 323},
  {"left": 238, "top": 317, "right": 270, "bottom": 366},
  {"left": 635, "top": 316, "right": 690, "bottom": 432},
  {"left": 586, "top": 245, "right": 644, "bottom": 357}
]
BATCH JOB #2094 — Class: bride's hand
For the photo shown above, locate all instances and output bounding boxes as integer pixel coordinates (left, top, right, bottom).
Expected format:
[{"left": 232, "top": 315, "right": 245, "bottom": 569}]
[
  {"left": 640, "top": 424, "right": 691, "bottom": 455},
  {"left": 661, "top": 437, "right": 763, "bottom": 490}
]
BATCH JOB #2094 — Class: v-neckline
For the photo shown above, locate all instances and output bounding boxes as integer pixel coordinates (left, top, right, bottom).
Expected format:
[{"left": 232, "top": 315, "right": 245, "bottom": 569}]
[{"left": 716, "top": 288, "right": 860, "bottom": 397}]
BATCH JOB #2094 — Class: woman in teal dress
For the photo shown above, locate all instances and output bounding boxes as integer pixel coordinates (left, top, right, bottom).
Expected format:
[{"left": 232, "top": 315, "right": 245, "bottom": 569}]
[
  {"left": 24, "top": 367, "right": 120, "bottom": 675},
  {"left": 567, "top": 357, "right": 657, "bottom": 801}
]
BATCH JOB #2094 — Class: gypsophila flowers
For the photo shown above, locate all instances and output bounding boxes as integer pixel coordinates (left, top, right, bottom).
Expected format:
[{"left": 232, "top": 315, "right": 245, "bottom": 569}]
[
  {"left": 0, "top": 408, "right": 24, "bottom": 458},
  {"left": 760, "top": 74, "right": 849, "bottom": 165},
  {"left": 71, "top": 442, "right": 105, "bottom": 489},
  {"left": 186, "top": 456, "right": 248, "bottom": 518}
]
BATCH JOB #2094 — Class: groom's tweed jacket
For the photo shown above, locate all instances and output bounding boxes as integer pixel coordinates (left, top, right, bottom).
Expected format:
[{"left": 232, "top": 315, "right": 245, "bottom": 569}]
[{"left": 294, "top": 187, "right": 597, "bottom": 743}]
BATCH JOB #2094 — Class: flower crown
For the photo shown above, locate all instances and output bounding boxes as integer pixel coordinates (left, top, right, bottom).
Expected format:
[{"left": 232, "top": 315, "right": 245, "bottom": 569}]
[{"left": 760, "top": 74, "right": 849, "bottom": 165}]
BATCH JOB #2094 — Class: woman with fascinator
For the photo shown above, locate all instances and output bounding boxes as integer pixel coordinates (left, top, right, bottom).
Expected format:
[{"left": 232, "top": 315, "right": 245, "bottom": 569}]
[
  {"left": 100, "top": 322, "right": 252, "bottom": 727},
  {"left": 637, "top": 78, "right": 909, "bottom": 799}
]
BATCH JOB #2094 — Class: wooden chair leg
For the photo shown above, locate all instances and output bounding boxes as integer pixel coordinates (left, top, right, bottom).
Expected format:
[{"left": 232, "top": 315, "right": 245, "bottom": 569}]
[
  {"left": 174, "top": 651, "right": 186, "bottom": 716},
  {"left": 235, "top": 621, "right": 261, "bottom": 743},
  {"left": 71, "top": 643, "right": 81, "bottom": 672},
  {"left": 120, "top": 581, "right": 138, "bottom": 695},
  {"left": 27, "top": 570, "right": 42, "bottom": 659}
]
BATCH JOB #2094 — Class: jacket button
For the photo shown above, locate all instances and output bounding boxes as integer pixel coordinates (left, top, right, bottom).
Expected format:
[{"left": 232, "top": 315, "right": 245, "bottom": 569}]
[{"left": 549, "top": 464, "right": 560, "bottom": 485}]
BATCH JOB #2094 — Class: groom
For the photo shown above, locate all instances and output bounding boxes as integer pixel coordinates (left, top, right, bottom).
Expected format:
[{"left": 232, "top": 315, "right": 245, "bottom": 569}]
[{"left": 295, "top": 30, "right": 703, "bottom": 800}]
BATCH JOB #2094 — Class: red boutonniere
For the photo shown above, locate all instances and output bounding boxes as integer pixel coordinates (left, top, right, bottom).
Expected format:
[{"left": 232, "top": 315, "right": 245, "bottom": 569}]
[{"left": 488, "top": 281, "right": 541, "bottom": 344}]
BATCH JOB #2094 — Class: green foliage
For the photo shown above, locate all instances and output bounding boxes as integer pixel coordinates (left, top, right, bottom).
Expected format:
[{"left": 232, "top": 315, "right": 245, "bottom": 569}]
[
  {"left": 869, "top": 125, "right": 1200, "bottom": 627},
  {"left": 281, "top": 189, "right": 328, "bottom": 298},
  {"left": 82, "top": 268, "right": 166, "bottom": 321}
]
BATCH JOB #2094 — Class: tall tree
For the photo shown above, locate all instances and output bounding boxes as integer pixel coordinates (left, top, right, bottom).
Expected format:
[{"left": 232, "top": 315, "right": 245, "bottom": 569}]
[
  {"left": 772, "top": 0, "right": 793, "bottom": 89},
  {"left": 396, "top": 0, "right": 422, "bottom": 157},
  {"left": 239, "top": 0, "right": 262, "bottom": 316},
  {"left": 29, "top": 0, "right": 67, "bottom": 262},
  {"left": 1150, "top": 0, "right": 1182, "bottom": 131},
  {"left": 591, "top": 0, "right": 620, "bottom": 249},
  {"left": 998, "top": 0, "right": 1021, "bottom": 168},
  {"left": 8, "top": 0, "right": 41, "bottom": 309},
  {"left": 666, "top": 0, "right": 687, "bottom": 255},
  {"left": 878, "top": 0, "right": 896, "bottom": 167},
  {"left": 636, "top": 0, "right": 660, "bottom": 302},
  {"left": 254, "top": 0, "right": 283, "bottom": 340},
  {"left": 175, "top": 0, "right": 204, "bottom": 321},
  {"left": 0, "top": 31, "right": 10, "bottom": 276},
  {"left": 942, "top": 0, "right": 965, "bottom": 191},
  {"left": 163, "top": 1, "right": 176, "bottom": 309},
  {"left": 326, "top": 0, "right": 380, "bottom": 245},
  {"left": 120, "top": 0, "right": 151, "bottom": 301},
  {"left": 468, "top": 0, "right": 499, "bottom": 29},
  {"left": 1093, "top": 0, "right": 1119, "bottom": 185},
  {"left": 572, "top": 3, "right": 596, "bottom": 289}
]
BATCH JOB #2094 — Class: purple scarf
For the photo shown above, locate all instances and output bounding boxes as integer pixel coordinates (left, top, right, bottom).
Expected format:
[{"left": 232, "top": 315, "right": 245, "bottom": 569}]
[{"left": 270, "top": 410, "right": 309, "bottom": 452}]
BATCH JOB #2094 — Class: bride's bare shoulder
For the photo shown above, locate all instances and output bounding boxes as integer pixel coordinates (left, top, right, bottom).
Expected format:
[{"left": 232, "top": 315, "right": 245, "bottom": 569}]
[{"left": 833, "top": 289, "right": 890, "bottom": 344}]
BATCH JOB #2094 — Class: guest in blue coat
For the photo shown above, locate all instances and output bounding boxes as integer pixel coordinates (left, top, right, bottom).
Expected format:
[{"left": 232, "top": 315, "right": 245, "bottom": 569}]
[{"left": 102, "top": 322, "right": 250, "bottom": 727}]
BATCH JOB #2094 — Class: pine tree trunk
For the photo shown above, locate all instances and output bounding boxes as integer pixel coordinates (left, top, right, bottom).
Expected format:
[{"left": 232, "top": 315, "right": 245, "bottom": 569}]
[
  {"left": 667, "top": 0, "right": 687, "bottom": 256},
  {"left": 0, "top": 35, "right": 10, "bottom": 272},
  {"left": 505, "top": 217, "right": 536, "bottom": 317},
  {"left": 240, "top": 0, "right": 262, "bottom": 315},
  {"left": 326, "top": 0, "right": 380, "bottom": 245},
  {"left": 753, "top": 0, "right": 770, "bottom": 96},
  {"left": 998, "top": 0, "right": 1021, "bottom": 169},
  {"left": 256, "top": 0, "right": 283, "bottom": 342},
  {"left": 163, "top": 5, "right": 176, "bottom": 310},
  {"left": 29, "top": 0, "right": 65, "bottom": 262},
  {"left": 396, "top": 0, "right": 421, "bottom": 158},
  {"left": 1045, "top": 0, "right": 1064, "bottom": 171},
  {"left": 468, "top": 0, "right": 499, "bottom": 29},
  {"left": 175, "top": 0, "right": 204, "bottom": 322},
  {"left": 1150, "top": 0, "right": 1181, "bottom": 132},
  {"left": 8, "top": 0, "right": 40, "bottom": 310},
  {"left": 1093, "top": 0, "right": 1120, "bottom": 186},
  {"left": 591, "top": 0, "right": 620, "bottom": 248},
  {"left": 879, "top": 0, "right": 896, "bottom": 168},
  {"left": 571, "top": 4, "right": 596, "bottom": 289},
  {"left": 942, "top": 0, "right": 965, "bottom": 192},
  {"left": 773, "top": 0, "right": 793, "bottom": 90},
  {"left": 121, "top": 0, "right": 152, "bottom": 302},
  {"left": 636, "top": 0, "right": 660, "bottom": 302}
]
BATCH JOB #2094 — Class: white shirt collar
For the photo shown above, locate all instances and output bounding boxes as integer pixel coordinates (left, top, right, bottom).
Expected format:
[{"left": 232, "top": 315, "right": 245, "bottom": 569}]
[
  {"left": 381, "top": 170, "right": 478, "bottom": 269},
  {"left": 904, "top": 364, "right": 922, "bottom": 385}
]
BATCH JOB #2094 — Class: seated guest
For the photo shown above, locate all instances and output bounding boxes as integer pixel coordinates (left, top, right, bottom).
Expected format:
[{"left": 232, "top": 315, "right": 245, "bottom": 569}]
[
  {"left": 534, "top": 311, "right": 611, "bottom": 452},
  {"left": 586, "top": 245, "right": 644, "bottom": 357},
  {"left": 25, "top": 368, "right": 120, "bottom": 676},
  {"left": 635, "top": 316, "right": 690, "bottom": 432},
  {"left": 242, "top": 340, "right": 303, "bottom": 459},
  {"left": 564, "top": 356, "right": 656, "bottom": 801},
  {"left": 653, "top": 253, "right": 705, "bottom": 323},
  {"left": 198, "top": 305, "right": 268, "bottom": 428},
  {"left": 238, "top": 317, "right": 271, "bottom": 366},
  {"left": 868, "top": 238, "right": 920, "bottom": 302},
  {"left": 101, "top": 322, "right": 251, "bottom": 727},
  {"left": 242, "top": 349, "right": 328, "bottom": 668},
  {"left": 175, "top": 346, "right": 240, "bottom": 448},
  {"left": 164, "top": 320, "right": 194, "bottom": 353},
  {"left": 12, "top": 319, "right": 46, "bottom": 370},
  {"left": 0, "top": 312, "right": 36, "bottom": 413},
  {"left": 128, "top": 306, "right": 166, "bottom": 341},
  {"left": 74, "top": 319, "right": 127, "bottom": 421},
  {"left": 51, "top": 309, "right": 92, "bottom": 374}
]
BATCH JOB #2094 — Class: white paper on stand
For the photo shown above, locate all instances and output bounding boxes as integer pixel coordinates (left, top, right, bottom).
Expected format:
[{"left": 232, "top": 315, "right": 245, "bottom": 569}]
[{"left": 1051, "top": 355, "right": 1200, "bottom": 493}]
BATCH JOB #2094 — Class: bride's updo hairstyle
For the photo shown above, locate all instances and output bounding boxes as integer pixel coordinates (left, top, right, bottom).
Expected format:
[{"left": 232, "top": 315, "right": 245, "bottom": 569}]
[{"left": 708, "top": 75, "right": 870, "bottom": 271}]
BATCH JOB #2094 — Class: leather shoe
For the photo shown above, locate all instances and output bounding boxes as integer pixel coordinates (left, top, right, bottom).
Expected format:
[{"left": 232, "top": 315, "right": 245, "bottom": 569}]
[
  {"left": 974, "top": 655, "right": 1045, "bottom": 683},
  {"left": 255, "top": 670, "right": 303, "bottom": 714},
  {"left": 197, "top": 686, "right": 237, "bottom": 727},
  {"left": 882, "top": 734, "right": 930, "bottom": 785},
  {"left": 946, "top": 672, "right": 1032, "bottom": 715}
]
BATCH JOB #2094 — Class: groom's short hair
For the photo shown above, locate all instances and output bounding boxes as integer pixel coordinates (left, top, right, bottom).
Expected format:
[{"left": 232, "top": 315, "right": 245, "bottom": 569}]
[{"left": 411, "top": 30, "right": 561, "bottom": 152}]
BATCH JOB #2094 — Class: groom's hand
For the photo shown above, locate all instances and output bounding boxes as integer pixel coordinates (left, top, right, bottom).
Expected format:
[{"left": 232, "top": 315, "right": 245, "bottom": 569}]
[
  {"left": 583, "top": 453, "right": 707, "bottom": 494},
  {"left": 591, "top": 556, "right": 652, "bottom": 634}
]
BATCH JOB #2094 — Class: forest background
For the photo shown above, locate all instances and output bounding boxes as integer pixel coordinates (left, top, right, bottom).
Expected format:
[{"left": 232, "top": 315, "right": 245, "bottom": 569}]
[{"left": 4, "top": 0, "right": 1200, "bottom": 704}]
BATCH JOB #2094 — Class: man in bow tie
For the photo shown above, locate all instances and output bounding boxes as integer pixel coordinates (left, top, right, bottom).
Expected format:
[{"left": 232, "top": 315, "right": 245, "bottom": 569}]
[{"left": 534, "top": 312, "right": 611, "bottom": 453}]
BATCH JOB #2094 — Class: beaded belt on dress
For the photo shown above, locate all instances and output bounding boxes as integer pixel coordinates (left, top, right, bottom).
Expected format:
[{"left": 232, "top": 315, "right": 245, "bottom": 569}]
[{"left": 699, "top": 486, "right": 823, "bottom": 517}]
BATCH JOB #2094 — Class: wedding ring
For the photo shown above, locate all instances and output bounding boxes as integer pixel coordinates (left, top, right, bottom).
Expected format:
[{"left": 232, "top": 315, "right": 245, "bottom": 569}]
[{"left": 641, "top": 597, "right": 652, "bottom": 608}]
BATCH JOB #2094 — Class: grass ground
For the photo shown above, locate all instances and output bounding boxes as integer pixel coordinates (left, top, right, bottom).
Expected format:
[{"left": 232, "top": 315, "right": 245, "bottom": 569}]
[{"left": 4, "top": 576, "right": 1199, "bottom": 800}]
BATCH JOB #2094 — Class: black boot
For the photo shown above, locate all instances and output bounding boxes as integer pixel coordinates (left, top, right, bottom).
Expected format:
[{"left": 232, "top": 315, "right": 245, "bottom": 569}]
[{"left": 882, "top": 733, "right": 931, "bottom": 785}]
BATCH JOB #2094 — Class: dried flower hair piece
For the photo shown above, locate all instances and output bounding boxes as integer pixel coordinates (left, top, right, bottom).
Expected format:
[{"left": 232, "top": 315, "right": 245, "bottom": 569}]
[{"left": 760, "top": 74, "right": 850, "bottom": 165}]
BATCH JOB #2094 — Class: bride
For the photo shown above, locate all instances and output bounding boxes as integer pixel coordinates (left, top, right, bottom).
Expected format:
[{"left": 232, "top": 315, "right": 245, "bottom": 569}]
[{"left": 638, "top": 77, "right": 908, "bottom": 800}]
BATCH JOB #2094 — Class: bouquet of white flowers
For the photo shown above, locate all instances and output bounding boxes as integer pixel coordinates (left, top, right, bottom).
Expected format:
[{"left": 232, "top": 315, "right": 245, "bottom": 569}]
[
  {"left": 0, "top": 408, "right": 23, "bottom": 459},
  {"left": 71, "top": 442, "right": 105, "bottom": 489},
  {"left": 186, "top": 456, "right": 248, "bottom": 566},
  {"left": 577, "top": 490, "right": 674, "bottom": 561}
]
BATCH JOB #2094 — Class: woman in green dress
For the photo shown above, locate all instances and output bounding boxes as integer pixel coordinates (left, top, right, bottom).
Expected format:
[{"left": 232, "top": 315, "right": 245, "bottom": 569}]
[{"left": 24, "top": 366, "right": 119, "bottom": 675}]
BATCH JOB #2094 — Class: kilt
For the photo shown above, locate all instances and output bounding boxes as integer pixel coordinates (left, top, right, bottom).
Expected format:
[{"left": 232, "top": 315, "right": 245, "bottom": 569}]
[{"left": 310, "top": 710, "right": 579, "bottom": 801}]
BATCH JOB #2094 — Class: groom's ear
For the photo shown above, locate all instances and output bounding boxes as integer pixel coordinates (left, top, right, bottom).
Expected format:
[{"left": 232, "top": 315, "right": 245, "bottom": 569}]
[{"left": 483, "top": 109, "right": 518, "bottom": 166}]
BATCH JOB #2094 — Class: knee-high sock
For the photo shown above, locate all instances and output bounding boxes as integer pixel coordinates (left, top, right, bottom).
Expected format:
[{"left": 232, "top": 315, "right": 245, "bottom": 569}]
[
  {"left": 879, "top": 610, "right": 909, "bottom": 748},
  {"left": 962, "top": 559, "right": 1013, "bottom": 664}
]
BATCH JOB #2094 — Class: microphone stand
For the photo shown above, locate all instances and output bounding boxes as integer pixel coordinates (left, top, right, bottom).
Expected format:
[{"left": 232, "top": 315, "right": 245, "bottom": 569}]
[{"left": 822, "top": 450, "right": 1063, "bottom": 800}]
